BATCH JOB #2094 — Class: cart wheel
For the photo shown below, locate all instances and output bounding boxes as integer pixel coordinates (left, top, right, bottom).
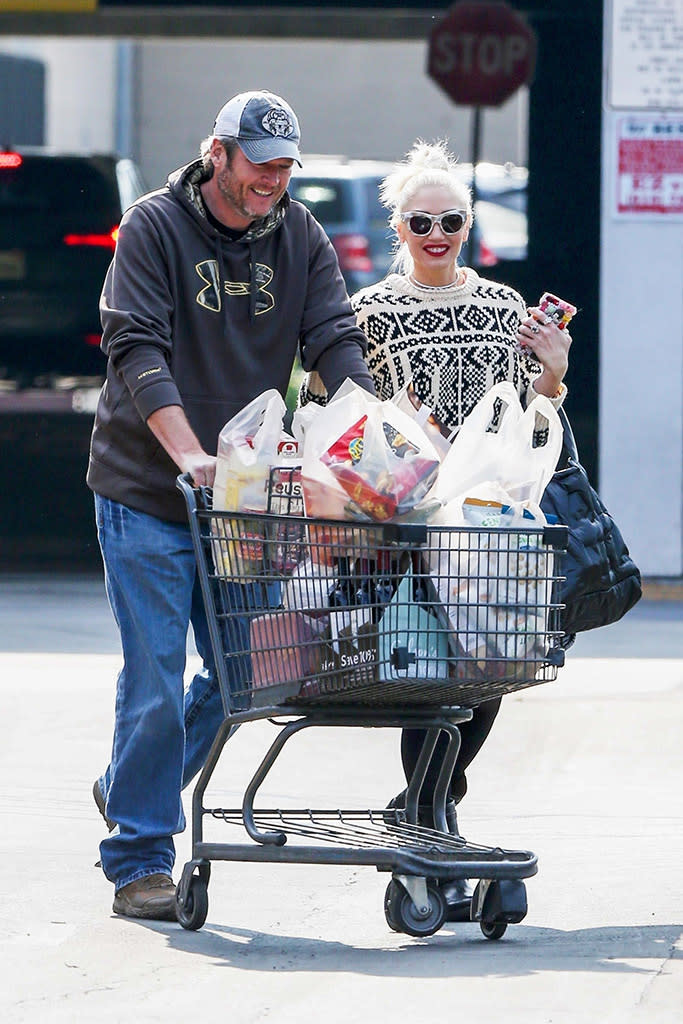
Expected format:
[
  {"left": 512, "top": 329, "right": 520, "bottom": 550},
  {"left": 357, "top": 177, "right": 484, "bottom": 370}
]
[
  {"left": 177, "top": 875, "right": 209, "bottom": 931},
  {"left": 480, "top": 919, "right": 507, "bottom": 941},
  {"left": 384, "top": 879, "right": 446, "bottom": 937},
  {"left": 383, "top": 880, "right": 403, "bottom": 933}
]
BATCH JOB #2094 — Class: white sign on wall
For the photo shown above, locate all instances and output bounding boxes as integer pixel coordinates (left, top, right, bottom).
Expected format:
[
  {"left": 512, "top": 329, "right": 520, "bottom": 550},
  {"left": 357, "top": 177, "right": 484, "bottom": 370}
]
[
  {"left": 608, "top": 0, "right": 683, "bottom": 110},
  {"left": 614, "top": 114, "right": 683, "bottom": 218}
]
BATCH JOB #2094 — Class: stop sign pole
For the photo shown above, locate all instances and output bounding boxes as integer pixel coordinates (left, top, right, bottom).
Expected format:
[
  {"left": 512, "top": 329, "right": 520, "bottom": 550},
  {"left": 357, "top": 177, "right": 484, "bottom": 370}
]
[{"left": 427, "top": 1, "right": 537, "bottom": 264}]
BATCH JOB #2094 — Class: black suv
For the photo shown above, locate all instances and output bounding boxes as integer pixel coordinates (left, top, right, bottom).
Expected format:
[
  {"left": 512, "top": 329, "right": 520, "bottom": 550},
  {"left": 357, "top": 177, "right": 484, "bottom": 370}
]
[{"left": 0, "top": 148, "right": 148, "bottom": 384}]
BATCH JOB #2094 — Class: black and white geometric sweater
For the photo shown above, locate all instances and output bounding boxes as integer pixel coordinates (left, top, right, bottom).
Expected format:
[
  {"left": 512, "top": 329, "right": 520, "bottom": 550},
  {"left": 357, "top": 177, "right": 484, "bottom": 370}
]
[{"left": 300, "top": 269, "right": 561, "bottom": 432}]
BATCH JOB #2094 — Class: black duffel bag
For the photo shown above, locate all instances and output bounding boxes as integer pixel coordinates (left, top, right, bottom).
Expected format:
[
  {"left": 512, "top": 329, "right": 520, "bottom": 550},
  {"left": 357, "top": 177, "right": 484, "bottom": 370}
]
[{"left": 540, "top": 407, "right": 642, "bottom": 638}]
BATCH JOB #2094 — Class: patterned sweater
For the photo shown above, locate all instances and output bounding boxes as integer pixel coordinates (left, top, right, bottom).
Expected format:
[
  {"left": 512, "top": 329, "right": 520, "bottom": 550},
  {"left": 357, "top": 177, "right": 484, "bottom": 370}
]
[{"left": 300, "top": 269, "right": 565, "bottom": 433}]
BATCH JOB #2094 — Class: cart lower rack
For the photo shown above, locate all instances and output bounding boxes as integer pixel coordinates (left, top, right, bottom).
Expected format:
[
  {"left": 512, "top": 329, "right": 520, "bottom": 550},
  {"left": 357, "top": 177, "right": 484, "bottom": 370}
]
[{"left": 175, "top": 473, "right": 568, "bottom": 939}]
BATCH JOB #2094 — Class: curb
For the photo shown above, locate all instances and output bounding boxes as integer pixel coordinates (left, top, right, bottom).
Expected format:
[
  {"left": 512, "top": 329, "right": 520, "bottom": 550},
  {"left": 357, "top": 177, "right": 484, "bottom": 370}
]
[{"left": 642, "top": 579, "right": 683, "bottom": 601}]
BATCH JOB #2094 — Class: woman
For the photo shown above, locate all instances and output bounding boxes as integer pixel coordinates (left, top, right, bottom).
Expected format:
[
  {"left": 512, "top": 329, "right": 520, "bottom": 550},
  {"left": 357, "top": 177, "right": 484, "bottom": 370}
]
[{"left": 300, "top": 139, "right": 571, "bottom": 917}]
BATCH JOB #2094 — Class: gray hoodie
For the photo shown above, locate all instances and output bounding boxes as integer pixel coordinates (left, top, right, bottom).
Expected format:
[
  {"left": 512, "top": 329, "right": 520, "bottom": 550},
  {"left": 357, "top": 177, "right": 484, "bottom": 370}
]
[{"left": 86, "top": 159, "right": 373, "bottom": 521}]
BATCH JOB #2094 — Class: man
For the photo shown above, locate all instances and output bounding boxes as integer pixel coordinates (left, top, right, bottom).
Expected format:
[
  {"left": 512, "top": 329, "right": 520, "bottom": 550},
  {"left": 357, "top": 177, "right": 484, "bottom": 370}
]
[{"left": 87, "top": 90, "right": 374, "bottom": 921}]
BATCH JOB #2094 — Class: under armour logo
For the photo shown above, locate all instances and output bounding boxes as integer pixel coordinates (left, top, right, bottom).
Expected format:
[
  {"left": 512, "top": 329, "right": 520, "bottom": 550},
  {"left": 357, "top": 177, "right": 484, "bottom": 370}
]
[
  {"left": 195, "top": 260, "right": 221, "bottom": 311},
  {"left": 196, "top": 260, "right": 275, "bottom": 315}
]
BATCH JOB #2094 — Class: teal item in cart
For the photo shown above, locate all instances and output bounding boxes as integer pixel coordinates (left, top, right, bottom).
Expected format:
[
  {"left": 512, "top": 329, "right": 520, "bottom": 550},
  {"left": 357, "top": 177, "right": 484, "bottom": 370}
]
[{"left": 378, "top": 567, "right": 450, "bottom": 682}]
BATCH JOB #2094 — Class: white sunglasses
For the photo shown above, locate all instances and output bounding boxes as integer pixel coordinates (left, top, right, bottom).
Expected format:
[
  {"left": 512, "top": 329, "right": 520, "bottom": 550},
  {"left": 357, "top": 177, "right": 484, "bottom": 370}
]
[{"left": 400, "top": 209, "right": 468, "bottom": 236}]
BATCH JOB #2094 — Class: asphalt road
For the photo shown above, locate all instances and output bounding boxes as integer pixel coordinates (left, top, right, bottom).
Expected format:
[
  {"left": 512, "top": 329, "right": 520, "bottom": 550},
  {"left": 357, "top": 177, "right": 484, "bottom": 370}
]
[{"left": 0, "top": 577, "right": 681, "bottom": 1023}]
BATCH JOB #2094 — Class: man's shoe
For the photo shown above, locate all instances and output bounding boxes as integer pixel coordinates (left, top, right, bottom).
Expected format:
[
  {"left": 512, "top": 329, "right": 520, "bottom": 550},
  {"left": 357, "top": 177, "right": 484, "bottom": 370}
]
[
  {"left": 93, "top": 780, "right": 115, "bottom": 832},
  {"left": 442, "top": 878, "right": 473, "bottom": 922},
  {"left": 113, "top": 874, "right": 177, "bottom": 921}
]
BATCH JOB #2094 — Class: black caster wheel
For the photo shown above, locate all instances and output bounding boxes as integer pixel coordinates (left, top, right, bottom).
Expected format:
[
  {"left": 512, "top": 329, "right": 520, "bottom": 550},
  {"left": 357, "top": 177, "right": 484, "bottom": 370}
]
[
  {"left": 480, "top": 919, "right": 507, "bottom": 941},
  {"left": 383, "top": 879, "right": 447, "bottom": 937},
  {"left": 177, "top": 875, "right": 209, "bottom": 931},
  {"left": 383, "top": 879, "right": 403, "bottom": 933}
]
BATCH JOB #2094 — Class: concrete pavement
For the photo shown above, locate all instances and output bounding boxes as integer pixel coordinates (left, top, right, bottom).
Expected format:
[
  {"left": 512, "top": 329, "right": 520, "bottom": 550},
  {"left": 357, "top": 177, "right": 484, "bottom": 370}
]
[{"left": 0, "top": 575, "right": 681, "bottom": 1023}]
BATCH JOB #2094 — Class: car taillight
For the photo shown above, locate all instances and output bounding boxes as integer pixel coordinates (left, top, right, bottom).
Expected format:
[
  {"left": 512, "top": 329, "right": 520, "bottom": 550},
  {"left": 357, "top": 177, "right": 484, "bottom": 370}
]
[
  {"left": 0, "top": 152, "right": 22, "bottom": 169},
  {"left": 477, "top": 238, "right": 499, "bottom": 266},
  {"left": 332, "top": 233, "right": 373, "bottom": 273},
  {"left": 84, "top": 333, "right": 102, "bottom": 348},
  {"left": 63, "top": 226, "right": 119, "bottom": 250}
]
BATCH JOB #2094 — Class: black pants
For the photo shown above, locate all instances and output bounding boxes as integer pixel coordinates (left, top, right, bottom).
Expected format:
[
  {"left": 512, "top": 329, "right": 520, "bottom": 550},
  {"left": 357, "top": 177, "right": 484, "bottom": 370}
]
[{"left": 400, "top": 696, "right": 502, "bottom": 805}]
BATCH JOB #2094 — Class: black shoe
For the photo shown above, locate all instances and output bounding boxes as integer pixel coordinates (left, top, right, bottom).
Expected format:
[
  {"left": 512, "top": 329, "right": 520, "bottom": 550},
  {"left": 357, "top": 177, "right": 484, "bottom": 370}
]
[
  {"left": 442, "top": 878, "right": 473, "bottom": 922},
  {"left": 384, "top": 789, "right": 460, "bottom": 835},
  {"left": 93, "top": 780, "right": 115, "bottom": 832}
]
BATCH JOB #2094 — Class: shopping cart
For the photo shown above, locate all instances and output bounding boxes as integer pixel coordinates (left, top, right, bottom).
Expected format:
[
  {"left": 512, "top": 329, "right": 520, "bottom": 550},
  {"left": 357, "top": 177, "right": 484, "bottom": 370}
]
[{"left": 175, "top": 471, "right": 568, "bottom": 939}]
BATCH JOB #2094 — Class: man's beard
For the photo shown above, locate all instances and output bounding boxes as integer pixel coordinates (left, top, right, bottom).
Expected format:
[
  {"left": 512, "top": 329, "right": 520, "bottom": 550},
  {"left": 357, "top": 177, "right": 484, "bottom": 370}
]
[{"left": 215, "top": 166, "right": 274, "bottom": 221}]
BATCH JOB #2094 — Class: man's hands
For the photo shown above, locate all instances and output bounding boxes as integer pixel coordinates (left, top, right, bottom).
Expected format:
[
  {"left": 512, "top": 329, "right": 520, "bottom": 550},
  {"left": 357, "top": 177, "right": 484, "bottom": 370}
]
[
  {"left": 146, "top": 405, "right": 217, "bottom": 487},
  {"left": 180, "top": 452, "right": 217, "bottom": 488}
]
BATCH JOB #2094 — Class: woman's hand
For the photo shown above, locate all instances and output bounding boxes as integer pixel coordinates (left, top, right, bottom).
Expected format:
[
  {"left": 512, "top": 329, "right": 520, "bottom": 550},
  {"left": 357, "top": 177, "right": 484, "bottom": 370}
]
[{"left": 517, "top": 305, "right": 572, "bottom": 397}]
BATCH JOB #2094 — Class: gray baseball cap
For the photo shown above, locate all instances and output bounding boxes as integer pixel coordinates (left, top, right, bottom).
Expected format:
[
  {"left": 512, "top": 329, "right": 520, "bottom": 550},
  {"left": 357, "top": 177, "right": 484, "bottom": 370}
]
[{"left": 213, "top": 90, "right": 302, "bottom": 166}]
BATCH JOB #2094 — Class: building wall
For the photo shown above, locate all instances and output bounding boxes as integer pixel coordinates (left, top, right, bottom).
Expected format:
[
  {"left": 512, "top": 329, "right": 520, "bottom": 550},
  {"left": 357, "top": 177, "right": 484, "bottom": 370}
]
[
  {"left": 0, "top": 37, "right": 117, "bottom": 152},
  {"left": 129, "top": 38, "right": 526, "bottom": 190},
  {"left": 599, "top": 118, "right": 683, "bottom": 576},
  {"left": 0, "top": 52, "right": 45, "bottom": 145},
  {"left": 599, "top": 3, "right": 683, "bottom": 577}
]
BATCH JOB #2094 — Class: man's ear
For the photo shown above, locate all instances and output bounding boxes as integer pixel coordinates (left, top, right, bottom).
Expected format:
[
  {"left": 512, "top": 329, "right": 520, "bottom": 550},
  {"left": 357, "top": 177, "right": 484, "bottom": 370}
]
[{"left": 210, "top": 138, "right": 225, "bottom": 167}]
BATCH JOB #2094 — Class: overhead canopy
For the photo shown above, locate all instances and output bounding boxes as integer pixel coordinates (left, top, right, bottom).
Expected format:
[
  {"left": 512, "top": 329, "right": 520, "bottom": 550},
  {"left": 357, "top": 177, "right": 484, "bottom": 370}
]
[{"left": 0, "top": 1, "right": 601, "bottom": 40}]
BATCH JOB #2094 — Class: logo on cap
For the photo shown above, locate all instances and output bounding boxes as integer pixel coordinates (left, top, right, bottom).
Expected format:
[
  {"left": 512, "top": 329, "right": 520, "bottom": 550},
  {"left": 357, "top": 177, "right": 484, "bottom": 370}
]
[{"left": 262, "top": 107, "right": 295, "bottom": 139}]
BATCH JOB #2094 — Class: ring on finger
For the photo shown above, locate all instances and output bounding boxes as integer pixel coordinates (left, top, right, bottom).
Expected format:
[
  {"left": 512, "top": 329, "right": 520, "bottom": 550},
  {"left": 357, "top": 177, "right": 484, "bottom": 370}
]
[
  {"left": 543, "top": 316, "right": 552, "bottom": 325},
  {"left": 531, "top": 325, "right": 539, "bottom": 333}
]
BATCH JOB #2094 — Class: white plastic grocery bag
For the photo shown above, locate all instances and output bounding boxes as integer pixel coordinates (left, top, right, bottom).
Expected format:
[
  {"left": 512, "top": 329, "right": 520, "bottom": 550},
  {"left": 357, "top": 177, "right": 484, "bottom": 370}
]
[
  {"left": 430, "top": 382, "right": 562, "bottom": 507},
  {"left": 390, "top": 380, "right": 453, "bottom": 460},
  {"left": 428, "top": 490, "right": 553, "bottom": 674},
  {"left": 213, "top": 389, "right": 299, "bottom": 513},
  {"left": 424, "top": 381, "right": 564, "bottom": 678},
  {"left": 212, "top": 390, "right": 300, "bottom": 578}
]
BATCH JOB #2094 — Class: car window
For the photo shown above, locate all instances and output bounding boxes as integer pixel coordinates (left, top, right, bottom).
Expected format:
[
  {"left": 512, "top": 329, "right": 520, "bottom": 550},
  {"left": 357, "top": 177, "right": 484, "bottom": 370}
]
[
  {"left": 362, "top": 177, "right": 389, "bottom": 232},
  {"left": 0, "top": 156, "right": 120, "bottom": 213},
  {"left": 288, "top": 178, "right": 353, "bottom": 224}
]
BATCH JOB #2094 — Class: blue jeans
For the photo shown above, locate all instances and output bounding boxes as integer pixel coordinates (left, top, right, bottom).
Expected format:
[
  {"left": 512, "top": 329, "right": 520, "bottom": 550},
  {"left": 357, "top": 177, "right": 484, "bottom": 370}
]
[{"left": 94, "top": 494, "right": 270, "bottom": 891}]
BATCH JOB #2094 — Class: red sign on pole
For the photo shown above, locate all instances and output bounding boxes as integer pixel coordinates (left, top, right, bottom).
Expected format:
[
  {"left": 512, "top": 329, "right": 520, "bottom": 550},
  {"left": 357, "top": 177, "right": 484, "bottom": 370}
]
[{"left": 428, "top": 1, "right": 537, "bottom": 107}]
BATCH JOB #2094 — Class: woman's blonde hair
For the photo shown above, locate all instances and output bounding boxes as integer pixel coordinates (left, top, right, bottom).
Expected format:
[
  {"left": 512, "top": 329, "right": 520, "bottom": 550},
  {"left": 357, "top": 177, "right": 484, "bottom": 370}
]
[{"left": 380, "top": 139, "right": 472, "bottom": 274}]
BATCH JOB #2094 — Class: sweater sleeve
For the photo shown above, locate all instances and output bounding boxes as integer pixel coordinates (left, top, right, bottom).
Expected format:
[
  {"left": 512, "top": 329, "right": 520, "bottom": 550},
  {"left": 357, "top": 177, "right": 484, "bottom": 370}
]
[{"left": 99, "top": 203, "right": 184, "bottom": 423}]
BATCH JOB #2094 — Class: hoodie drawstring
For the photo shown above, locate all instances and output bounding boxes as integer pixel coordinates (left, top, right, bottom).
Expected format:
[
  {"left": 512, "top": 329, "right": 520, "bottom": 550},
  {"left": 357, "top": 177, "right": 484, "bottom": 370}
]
[{"left": 248, "top": 246, "right": 257, "bottom": 324}]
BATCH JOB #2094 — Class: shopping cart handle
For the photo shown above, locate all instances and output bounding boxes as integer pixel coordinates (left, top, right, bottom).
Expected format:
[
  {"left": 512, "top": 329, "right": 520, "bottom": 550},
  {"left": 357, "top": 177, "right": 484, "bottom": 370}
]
[{"left": 176, "top": 472, "right": 198, "bottom": 512}]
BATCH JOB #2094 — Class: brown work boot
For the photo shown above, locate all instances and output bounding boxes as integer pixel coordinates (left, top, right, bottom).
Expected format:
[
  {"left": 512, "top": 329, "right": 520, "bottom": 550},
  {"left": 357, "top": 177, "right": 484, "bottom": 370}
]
[{"left": 113, "top": 874, "right": 177, "bottom": 921}]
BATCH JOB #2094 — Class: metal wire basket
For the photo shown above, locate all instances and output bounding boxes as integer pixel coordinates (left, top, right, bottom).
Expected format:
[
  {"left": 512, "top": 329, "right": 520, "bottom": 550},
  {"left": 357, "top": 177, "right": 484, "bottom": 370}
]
[{"left": 180, "top": 472, "right": 568, "bottom": 712}]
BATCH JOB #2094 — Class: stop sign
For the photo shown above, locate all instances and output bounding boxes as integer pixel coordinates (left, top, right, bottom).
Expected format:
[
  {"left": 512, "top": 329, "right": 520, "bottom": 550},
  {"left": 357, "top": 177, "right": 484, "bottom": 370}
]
[{"left": 428, "top": 1, "right": 537, "bottom": 107}]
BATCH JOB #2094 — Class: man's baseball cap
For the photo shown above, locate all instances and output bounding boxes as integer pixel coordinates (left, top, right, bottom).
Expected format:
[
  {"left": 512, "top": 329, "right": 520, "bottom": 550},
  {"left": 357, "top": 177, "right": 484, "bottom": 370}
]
[{"left": 213, "top": 90, "right": 302, "bottom": 166}]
